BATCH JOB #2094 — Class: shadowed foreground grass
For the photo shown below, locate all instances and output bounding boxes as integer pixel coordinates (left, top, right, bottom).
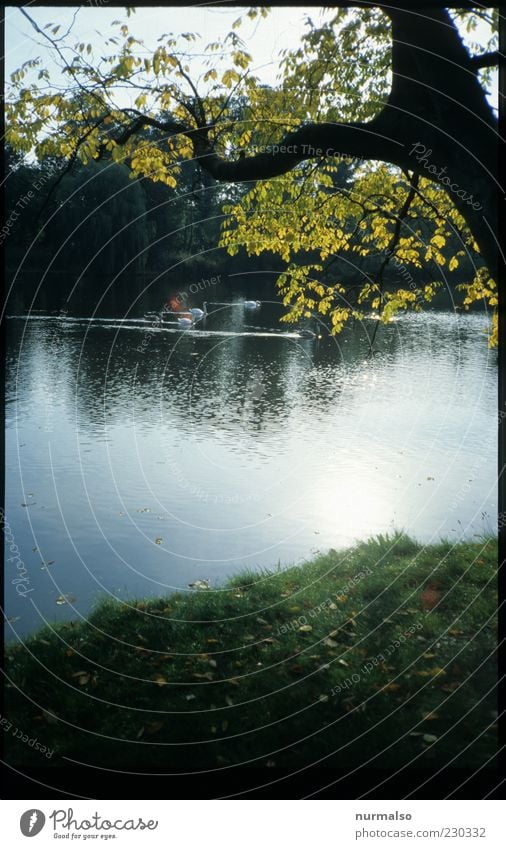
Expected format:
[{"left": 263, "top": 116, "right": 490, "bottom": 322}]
[{"left": 4, "top": 533, "right": 497, "bottom": 771}]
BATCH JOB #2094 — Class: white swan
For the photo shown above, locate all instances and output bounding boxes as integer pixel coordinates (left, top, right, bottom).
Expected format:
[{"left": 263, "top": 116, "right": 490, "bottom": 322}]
[
  {"left": 244, "top": 300, "right": 261, "bottom": 308},
  {"left": 190, "top": 301, "right": 208, "bottom": 320}
]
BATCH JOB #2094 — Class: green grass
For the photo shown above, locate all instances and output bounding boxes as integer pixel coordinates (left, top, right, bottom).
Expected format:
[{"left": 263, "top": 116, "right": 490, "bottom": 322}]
[{"left": 4, "top": 533, "right": 498, "bottom": 770}]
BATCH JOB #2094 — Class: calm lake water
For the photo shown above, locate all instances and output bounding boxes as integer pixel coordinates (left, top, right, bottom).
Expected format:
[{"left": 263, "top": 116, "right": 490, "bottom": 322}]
[{"left": 5, "top": 303, "right": 497, "bottom": 638}]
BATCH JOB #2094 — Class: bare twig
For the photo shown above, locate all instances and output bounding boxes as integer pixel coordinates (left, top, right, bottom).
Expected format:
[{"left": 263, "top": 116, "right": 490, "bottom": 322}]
[{"left": 367, "top": 171, "right": 419, "bottom": 356}]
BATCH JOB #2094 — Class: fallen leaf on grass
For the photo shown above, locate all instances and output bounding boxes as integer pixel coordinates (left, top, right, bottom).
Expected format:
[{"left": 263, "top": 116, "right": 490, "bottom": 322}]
[
  {"left": 192, "top": 672, "right": 214, "bottom": 681},
  {"left": 188, "top": 580, "right": 210, "bottom": 590},
  {"left": 337, "top": 658, "right": 349, "bottom": 667},
  {"left": 420, "top": 582, "right": 442, "bottom": 610},
  {"left": 382, "top": 682, "right": 401, "bottom": 692},
  {"left": 298, "top": 624, "right": 313, "bottom": 633},
  {"left": 151, "top": 675, "right": 168, "bottom": 686},
  {"left": 146, "top": 721, "right": 164, "bottom": 735},
  {"left": 225, "top": 695, "right": 235, "bottom": 707},
  {"left": 323, "top": 637, "right": 338, "bottom": 648}
]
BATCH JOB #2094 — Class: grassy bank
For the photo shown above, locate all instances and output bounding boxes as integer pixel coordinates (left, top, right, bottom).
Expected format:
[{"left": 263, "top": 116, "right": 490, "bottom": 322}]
[{"left": 4, "top": 533, "right": 497, "bottom": 771}]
